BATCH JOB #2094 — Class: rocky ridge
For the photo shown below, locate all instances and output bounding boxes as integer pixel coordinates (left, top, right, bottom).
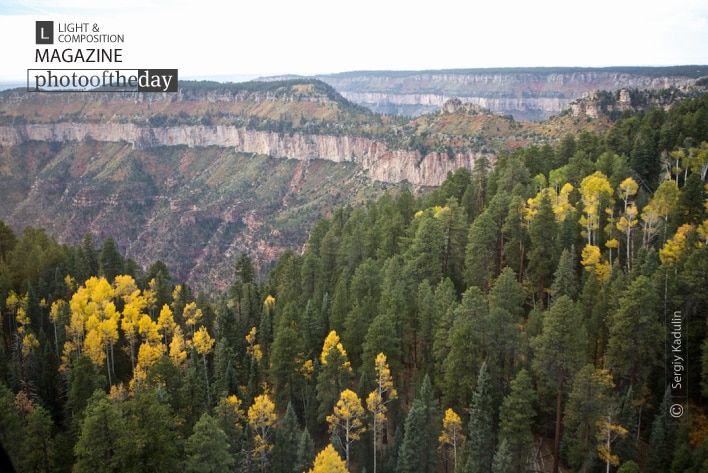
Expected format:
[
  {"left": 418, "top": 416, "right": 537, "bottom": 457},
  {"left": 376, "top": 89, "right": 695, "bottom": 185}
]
[
  {"left": 0, "top": 123, "right": 482, "bottom": 187},
  {"left": 317, "top": 67, "right": 707, "bottom": 120}
]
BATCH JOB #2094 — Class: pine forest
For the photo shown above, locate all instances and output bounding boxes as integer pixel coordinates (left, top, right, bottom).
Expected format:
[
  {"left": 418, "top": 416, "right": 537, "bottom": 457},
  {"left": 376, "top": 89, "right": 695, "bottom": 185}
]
[{"left": 1, "top": 93, "right": 708, "bottom": 473}]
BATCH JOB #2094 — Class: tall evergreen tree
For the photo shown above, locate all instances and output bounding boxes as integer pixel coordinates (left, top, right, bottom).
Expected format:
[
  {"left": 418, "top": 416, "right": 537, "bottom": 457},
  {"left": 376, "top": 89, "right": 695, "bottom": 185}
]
[
  {"left": 499, "top": 369, "right": 536, "bottom": 472},
  {"left": 491, "top": 439, "right": 514, "bottom": 473},
  {"left": 606, "top": 275, "right": 661, "bottom": 389},
  {"left": 184, "top": 413, "right": 236, "bottom": 473},
  {"left": 550, "top": 247, "right": 578, "bottom": 302},
  {"left": 295, "top": 428, "right": 316, "bottom": 473},
  {"left": 464, "top": 362, "right": 495, "bottom": 473},
  {"left": 531, "top": 295, "right": 587, "bottom": 473},
  {"left": 273, "top": 403, "right": 300, "bottom": 473},
  {"left": 527, "top": 191, "right": 559, "bottom": 301},
  {"left": 74, "top": 391, "right": 127, "bottom": 473},
  {"left": 396, "top": 375, "right": 440, "bottom": 473}
]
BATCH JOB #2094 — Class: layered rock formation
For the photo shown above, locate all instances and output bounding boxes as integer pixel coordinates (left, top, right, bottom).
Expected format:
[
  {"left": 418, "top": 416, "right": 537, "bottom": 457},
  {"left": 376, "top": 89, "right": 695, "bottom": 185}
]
[
  {"left": 0, "top": 123, "right": 481, "bottom": 186},
  {"left": 318, "top": 68, "right": 706, "bottom": 120}
]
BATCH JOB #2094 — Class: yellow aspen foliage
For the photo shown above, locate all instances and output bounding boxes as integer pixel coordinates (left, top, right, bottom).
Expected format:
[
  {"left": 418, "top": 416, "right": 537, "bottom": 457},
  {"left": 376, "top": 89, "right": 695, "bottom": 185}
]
[
  {"left": 327, "top": 389, "right": 366, "bottom": 468},
  {"left": 171, "top": 284, "right": 182, "bottom": 307},
  {"left": 49, "top": 300, "right": 67, "bottom": 326},
  {"left": 64, "top": 275, "right": 76, "bottom": 292},
  {"left": 581, "top": 244, "right": 611, "bottom": 286},
  {"left": 640, "top": 180, "right": 679, "bottom": 248},
  {"left": 15, "top": 306, "right": 30, "bottom": 334},
  {"left": 113, "top": 274, "right": 139, "bottom": 300},
  {"left": 554, "top": 183, "right": 575, "bottom": 222},
  {"left": 579, "top": 171, "right": 614, "bottom": 245},
  {"left": 138, "top": 314, "right": 160, "bottom": 343},
  {"left": 248, "top": 393, "right": 277, "bottom": 465},
  {"left": 367, "top": 353, "right": 397, "bottom": 424},
  {"left": 108, "top": 383, "right": 129, "bottom": 402},
  {"left": 617, "top": 177, "right": 639, "bottom": 209},
  {"left": 328, "top": 389, "right": 366, "bottom": 440},
  {"left": 367, "top": 352, "right": 397, "bottom": 471},
  {"left": 660, "top": 224, "right": 696, "bottom": 266},
  {"left": 183, "top": 302, "right": 203, "bottom": 332},
  {"left": 14, "top": 302, "right": 39, "bottom": 358},
  {"left": 263, "top": 295, "right": 276, "bottom": 313},
  {"left": 136, "top": 340, "right": 166, "bottom": 370},
  {"left": 6, "top": 292, "right": 27, "bottom": 316},
  {"left": 320, "top": 330, "right": 350, "bottom": 366},
  {"left": 300, "top": 359, "right": 315, "bottom": 382},
  {"left": 439, "top": 408, "right": 464, "bottom": 471},
  {"left": 169, "top": 325, "right": 188, "bottom": 368},
  {"left": 246, "top": 326, "right": 263, "bottom": 362},
  {"left": 307, "top": 444, "right": 349, "bottom": 473},
  {"left": 157, "top": 304, "right": 176, "bottom": 343},
  {"left": 21, "top": 333, "right": 39, "bottom": 357},
  {"left": 192, "top": 325, "right": 215, "bottom": 356},
  {"left": 698, "top": 220, "right": 708, "bottom": 245},
  {"left": 101, "top": 303, "right": 120, "bottom": 345},
  {"left": 83, "top": 326, "right": 106, "bottom": 367},
  {"left": 222, "top": 394, "right": 244, "bottom": 419},
  {"left": 596, "top": 415, "right": 628, "bottom": 468}
]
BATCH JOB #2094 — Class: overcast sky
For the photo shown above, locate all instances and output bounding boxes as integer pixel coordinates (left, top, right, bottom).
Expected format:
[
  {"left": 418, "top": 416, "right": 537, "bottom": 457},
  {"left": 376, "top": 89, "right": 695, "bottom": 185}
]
[{"left": 1, "top": 0, "right": 707, "bottom": 82}]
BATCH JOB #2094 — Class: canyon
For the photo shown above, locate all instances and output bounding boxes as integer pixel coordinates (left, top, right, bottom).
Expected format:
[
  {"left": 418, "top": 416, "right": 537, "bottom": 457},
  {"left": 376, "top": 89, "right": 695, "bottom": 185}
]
[
  {"left": 0, "top": 122, "right": 482, "bottom": 187},
  {"left": 316, "top": 67, "right": 707, "bottom": 120}
]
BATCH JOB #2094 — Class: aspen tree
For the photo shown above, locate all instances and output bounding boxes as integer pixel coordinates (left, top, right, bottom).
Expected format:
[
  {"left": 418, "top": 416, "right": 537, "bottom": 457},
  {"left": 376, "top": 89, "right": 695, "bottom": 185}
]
[
  {"left": 327, "top": 389, "right": 366, "bottom": 470},
  {"left": 367, "top": 352, "right": 397, "bottom": 473}
]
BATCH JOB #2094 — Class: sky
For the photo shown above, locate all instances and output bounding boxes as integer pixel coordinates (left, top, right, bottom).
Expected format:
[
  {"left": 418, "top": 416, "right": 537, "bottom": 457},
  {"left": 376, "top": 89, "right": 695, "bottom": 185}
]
[{"left": 1, "top": 0, "right": 707, "bottom": 83}]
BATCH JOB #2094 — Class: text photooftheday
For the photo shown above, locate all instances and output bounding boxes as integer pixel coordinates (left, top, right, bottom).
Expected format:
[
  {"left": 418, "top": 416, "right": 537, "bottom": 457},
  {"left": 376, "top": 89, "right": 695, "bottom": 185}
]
[{"left": 30, "top": 21, "right": 177, "bottom": 93}]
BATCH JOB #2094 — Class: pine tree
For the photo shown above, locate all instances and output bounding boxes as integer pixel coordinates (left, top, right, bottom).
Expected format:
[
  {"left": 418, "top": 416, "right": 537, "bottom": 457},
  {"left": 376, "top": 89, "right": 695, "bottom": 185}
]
[
  {"left": 550, "top": 247, "right": 578, "bottom": 302},
  {"left": 645, "top": 387, "right": 676, "bottom": 473},
  {"left": 531, "top": 295, "right": 587, "bottom": 473},
  {"left": 606, "top": 275, "right": 661, "bottom": 389},
  {"left": 491, "top": 439, "right": 514, "bottom": 473},
  {"left": 121, "top": 389, "right": 179, "bottom": 473},
  {"left": 396, "top": 375, "right": 440, "bottom": 473},
  {"left": 464, "top": 362, "right": 495, "bottom": 473},
  {"left": 527, "top": 191, "right": 559, "bottom": 300},
  {"left": 273, "top": 403, "right": 300, "bottom": 473},
  {"left": 295, "top": 428, "right": 316, "bottom": 473},
  {"left": 563, "top": 365, "right": 615, "bottom": 473},
  {"left": 499, "top": 369, "right": 536, "bottom": 472},
  {"left": 19, "top": 404, "right": 55, "bottom": 473},
  {"left": 184, "top": 413, "right": 236, "bottom": 473},
  {"left": 74, "top": 391, "right": 126, "bottom": 473}
]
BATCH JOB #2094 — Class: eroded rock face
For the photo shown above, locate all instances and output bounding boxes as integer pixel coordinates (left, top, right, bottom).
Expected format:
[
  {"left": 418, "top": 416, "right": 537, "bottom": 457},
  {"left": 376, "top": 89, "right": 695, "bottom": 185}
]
[
  {"left": 321, "top": 70, "right": 700, "bottom": 120},
  {"left": 0, "top": 123, "right": 482, "bottom": 186}
]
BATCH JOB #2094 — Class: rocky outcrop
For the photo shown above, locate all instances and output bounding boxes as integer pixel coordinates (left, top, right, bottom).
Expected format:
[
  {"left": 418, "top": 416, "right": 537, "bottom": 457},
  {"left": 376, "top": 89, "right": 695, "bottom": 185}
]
[
  {"left": 0, "top": 123, "right": 482, "bottom": 186},
  {"left": 319, "top": 69, "right": 704, "bottom": 120}
]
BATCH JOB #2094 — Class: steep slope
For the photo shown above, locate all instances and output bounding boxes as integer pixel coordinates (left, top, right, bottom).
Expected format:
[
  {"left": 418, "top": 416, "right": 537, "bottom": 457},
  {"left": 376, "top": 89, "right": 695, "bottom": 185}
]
[{"left": 0, "top": 140, "right": 388, "bottom": 290}]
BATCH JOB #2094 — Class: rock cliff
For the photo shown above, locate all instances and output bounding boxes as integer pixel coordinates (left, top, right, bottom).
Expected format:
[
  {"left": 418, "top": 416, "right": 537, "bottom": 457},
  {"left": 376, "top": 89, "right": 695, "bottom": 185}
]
[
  {"left": 318, "top": 67, "right": 706, "bottom": 120},
  {"left": 0, "top": 123, "right": 482, "bottom": 186}
]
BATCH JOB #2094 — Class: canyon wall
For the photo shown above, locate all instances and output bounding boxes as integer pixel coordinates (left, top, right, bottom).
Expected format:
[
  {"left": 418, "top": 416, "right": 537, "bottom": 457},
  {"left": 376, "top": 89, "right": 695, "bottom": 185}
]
[
  {"left": 319, "top": 69, "right": 703, "bottom": 120},
  {"left": 0, "top": 123, "right": 482, "bottom": 186}
]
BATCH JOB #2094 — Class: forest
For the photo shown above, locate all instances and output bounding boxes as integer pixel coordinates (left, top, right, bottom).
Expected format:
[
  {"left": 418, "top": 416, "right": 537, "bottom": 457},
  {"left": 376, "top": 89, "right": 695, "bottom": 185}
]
[{"left": 0, "top": 93, "right": 707, "bottom": 473}]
